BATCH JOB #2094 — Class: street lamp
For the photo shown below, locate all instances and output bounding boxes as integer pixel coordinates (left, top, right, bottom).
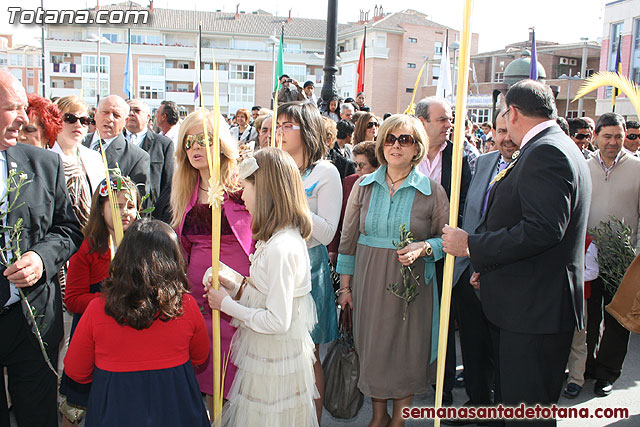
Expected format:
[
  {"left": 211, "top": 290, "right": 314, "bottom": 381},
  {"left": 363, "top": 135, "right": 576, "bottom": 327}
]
[
  {"left": 449, "top": 41, "right": 460, "bottom": 101},
  {"left": 87, "top": 32, "right": 111, "bottom": 105},
  {"left": 577, "top": 37, "right": 589, "bottom": 116},
  {"left": 267, "top": 35, "right": 279, "bottom": 109}
]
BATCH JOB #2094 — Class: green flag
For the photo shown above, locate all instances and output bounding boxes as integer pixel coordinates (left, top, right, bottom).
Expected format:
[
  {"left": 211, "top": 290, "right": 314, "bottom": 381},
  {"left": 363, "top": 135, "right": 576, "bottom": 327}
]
[{"left": 274, "top": 29, "right": 284, "bottom": 92}]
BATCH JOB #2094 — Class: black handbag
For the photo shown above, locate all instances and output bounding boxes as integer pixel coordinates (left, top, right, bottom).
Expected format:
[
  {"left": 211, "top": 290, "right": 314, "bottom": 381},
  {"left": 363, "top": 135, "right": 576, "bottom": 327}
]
[{"left": 322, "top": 306, "right": 364, "bottom": 419}]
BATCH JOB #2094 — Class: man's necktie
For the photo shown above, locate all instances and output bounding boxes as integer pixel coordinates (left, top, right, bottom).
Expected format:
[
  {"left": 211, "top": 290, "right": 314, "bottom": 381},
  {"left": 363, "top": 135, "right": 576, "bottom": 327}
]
[
  {"left": 93, "top": 140, "right": 104, "bottom": 152},
  {"left": 481, "top": 160, "right": 509, "bottom": 216}
]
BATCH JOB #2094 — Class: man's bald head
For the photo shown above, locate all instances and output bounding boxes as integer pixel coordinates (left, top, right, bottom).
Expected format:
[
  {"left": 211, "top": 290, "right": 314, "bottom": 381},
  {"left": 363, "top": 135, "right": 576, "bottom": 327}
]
[
  {"left": 0, "top": 70, "right": 28, "bottom": 150},
  {"left": 95, "top": 95, "right": 129, "bottom": 139}
]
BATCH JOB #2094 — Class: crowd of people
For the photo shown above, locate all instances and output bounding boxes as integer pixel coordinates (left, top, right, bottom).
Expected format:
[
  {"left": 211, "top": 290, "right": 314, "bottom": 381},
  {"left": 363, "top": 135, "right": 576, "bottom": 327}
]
[{"left": 1, "top": 66, "right": 638, "bottom": 427}]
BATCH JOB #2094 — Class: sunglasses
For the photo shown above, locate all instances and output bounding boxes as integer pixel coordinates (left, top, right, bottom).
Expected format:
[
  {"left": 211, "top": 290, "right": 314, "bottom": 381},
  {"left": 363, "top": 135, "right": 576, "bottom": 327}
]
[
  {"left": 356, "top": 162, "right": 368, "bottom": 169},
  {"left": 573, "top": 133, "right": 591, "bottom": 141},
  {"left": 384, "top": 133, "right": 416, "bottom": 147},
  {"left": 627, "top": 133, "right": 639, "bottom": 141},
  {"left": 184, "top": 133, "right": 214, "bottom": 150},
  {"left": 63, "top": 113, "right": 90, "bottom": 126},
  {"left": 367, "top": 121, "right": 380, "bottom": 129}
]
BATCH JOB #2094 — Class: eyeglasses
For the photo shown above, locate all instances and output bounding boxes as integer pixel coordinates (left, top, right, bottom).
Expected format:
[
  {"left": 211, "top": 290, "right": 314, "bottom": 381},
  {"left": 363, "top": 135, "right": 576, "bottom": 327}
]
[
  {"left": 573, "top": 133, "right": 591, "bottom": 141},
  {"left": 259, "top": 127, "right": 271, "bottom": 134},
  {"left": 367, "top": 121, "right": 380, "bottom": 129},
  {"left": 627, "top": 133, "right": 639, "bottom": 141},
  {"left": 275, "top": 123, "right": 301, "bottom": 132},
  {"left": 356, "top": 162, "right": 368, "bottom": 169},
  {"left": 500, "top": 106, "right": 520, "bottom": 119},
  {"left": 184, "top": 133, "right": 213, "bottom": 150},
  {"left": 63, "top": 113, "right": 90, "bottom": 126},
  {"left": 384, "top": 133, "right": 416, "bottom": 147}
]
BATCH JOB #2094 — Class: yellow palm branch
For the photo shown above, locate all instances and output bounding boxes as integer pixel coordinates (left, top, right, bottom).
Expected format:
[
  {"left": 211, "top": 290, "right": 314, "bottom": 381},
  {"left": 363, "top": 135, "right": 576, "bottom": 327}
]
[{"left": 572, "top": 71, "right": 640, "bottom": 117}]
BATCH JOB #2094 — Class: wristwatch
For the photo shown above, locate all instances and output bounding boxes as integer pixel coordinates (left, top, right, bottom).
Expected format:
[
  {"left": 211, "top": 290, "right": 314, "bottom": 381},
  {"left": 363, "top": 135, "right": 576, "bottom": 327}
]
[{"left": 424, "top": 241, "right": 433, "bottom": 257}]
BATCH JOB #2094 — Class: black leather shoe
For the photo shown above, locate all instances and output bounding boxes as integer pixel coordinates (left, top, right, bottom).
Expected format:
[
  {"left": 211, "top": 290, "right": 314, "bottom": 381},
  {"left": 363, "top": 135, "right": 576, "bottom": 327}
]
[
  {"left": 594, "top": 380, "right": 613, "bottom": 397},
  {"left": 563, "top": 383, "right": 582, "bottom": 399}
]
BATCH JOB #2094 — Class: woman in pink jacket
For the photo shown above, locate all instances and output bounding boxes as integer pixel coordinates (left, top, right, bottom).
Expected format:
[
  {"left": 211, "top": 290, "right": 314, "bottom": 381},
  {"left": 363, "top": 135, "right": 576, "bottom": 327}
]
[{"left": 170, "top": 111, "right": 254, "bottom": 413}]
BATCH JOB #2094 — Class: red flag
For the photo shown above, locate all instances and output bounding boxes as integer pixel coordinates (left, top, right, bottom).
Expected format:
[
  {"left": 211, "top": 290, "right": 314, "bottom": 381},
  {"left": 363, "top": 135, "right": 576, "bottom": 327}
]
[{"left": 356, "top": 37, "right": 365, "bottom": 94}]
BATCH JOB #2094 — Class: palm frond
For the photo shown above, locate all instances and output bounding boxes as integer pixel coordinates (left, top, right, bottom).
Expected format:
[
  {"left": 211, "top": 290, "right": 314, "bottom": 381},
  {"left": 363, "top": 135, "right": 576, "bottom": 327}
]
[{"left": 572, "top": 71, "right": 640, "bottom": 117}]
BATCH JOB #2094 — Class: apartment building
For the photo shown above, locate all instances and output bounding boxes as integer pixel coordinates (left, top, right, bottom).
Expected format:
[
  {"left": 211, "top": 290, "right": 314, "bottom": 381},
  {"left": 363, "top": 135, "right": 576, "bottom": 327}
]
[
  {"left": 596, "top": 0, "right": 640, "bottom": 118},
  {"left": 0, "top": 34, "right": 43, "bottom": 96}
]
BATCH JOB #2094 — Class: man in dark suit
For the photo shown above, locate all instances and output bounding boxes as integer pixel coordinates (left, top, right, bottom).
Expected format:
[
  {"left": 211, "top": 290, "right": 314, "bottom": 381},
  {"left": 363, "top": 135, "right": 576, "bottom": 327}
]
[
  {"left": 125, "top": 99, "right": 174, "bottom": 223},
  {"left": 415, "top": 97, "right": 472, "bottom": 405},
  {"left": 0, "top": 70, "right": 83, "bottom": 426},
  {"left": 443, "top": 80, "right": 592, "bottom": 425},
  {"left": 83, "top": 95, "right": 150, "bottom": 196},
  {"left": 445, "top": 113, "right": 517, "bottom": 422}
]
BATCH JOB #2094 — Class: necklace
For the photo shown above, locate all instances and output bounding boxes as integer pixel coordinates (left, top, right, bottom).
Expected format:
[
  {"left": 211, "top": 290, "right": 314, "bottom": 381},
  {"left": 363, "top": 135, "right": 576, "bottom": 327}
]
[{"left": 386, "top": 170, "right": 410, "bottom": 195}]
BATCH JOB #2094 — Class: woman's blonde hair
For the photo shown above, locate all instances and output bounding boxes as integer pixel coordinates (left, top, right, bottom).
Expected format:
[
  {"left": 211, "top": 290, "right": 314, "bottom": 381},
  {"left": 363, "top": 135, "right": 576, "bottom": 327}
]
[
  {"left": 170, "top": 110, "right": 240, "bottom": 228},
  {"left": 322, "top": 116, "right": 337, "bottom": 147},
  {"left": 243, "top": 147, "right": 312, "bottom": 242},
  {"left": 375, "top": 114, "right": 428, "bottom": 167},
  {"left": 54, "top": 95, "right": 89, "bottom": 115}
]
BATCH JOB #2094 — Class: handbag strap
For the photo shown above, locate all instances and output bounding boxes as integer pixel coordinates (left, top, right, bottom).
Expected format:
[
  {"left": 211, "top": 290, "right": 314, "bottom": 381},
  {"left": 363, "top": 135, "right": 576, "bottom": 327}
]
[{"left": 339, "top": 305, "right": 353, "bottom": 335}]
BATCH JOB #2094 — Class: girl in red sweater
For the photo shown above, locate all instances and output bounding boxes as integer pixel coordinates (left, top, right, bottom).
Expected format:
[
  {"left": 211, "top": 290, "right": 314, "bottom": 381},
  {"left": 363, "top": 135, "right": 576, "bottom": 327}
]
[
  {"left": 60, "top": 176, "right": 141, "bottom": 425},
  {"left": 64, "top": 219, "right": 210, "bottom": 426}
]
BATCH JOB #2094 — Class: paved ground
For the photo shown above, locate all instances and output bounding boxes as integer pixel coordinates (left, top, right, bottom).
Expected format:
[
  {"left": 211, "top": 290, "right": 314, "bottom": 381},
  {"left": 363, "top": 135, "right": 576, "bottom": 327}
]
[
  {"left": 8, "top": 331, "right": 639, "bottom": 426},
  {"left": 322, "top": 332, "right": 640, "bottom": 427}
]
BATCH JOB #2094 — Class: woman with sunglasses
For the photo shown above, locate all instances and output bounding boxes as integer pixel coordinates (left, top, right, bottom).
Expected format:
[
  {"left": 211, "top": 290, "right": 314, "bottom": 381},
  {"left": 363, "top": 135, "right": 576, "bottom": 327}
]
[
  {"left": 170, "top": 110, "right": 253, "bottom": 416},
  {"left": 337, "top": 114, "right": 448, "bottom": 427},
  {"left": 353, "top": 112, "right": 380, "bottom": 146},
  {"left": 277, "top": 101, "right": 342, "bottom": 422}
]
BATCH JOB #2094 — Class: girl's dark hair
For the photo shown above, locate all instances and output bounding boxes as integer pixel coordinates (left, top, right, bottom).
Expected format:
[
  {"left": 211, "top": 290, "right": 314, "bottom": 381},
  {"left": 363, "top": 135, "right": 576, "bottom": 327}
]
[
  {"left": 277, "top": 101, "right": 327, "bottom": 170},
  {"left": 83, "top": 175, "right": 142, "bottom": 254},
  {"left": 103, "top": 218, "right": 189, "bottom": 330}
]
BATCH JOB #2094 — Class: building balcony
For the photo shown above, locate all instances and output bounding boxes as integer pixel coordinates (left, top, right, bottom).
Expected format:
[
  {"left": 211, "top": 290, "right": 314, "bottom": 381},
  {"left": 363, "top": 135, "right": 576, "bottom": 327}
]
[
  {"left": 49, "top": 87, "right": 83, "bottom": 98},
  {"left": 165, "top": 67, "right": 195, "bottom": 82},
  {"left": 339, "top": 45, "right": 390, "bottom": 62},
  {"left": 48, "top": 63, "right": 81, "bottom": 77}
]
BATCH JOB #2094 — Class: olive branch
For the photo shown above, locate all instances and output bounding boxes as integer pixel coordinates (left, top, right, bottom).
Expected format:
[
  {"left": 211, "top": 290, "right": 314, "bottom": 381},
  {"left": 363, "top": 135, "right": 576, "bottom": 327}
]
[
  {"left": 1, "top": 169, "right": 59, "bottom": 378},
  {"left": 589, "top": 215, "right": 637, "bottom": 296},
  {"left": 107, "top": 165, "right": 155, "bottom": 218},
  {"left": 387, "top": 224, "right": 421, "bottom": 321}
]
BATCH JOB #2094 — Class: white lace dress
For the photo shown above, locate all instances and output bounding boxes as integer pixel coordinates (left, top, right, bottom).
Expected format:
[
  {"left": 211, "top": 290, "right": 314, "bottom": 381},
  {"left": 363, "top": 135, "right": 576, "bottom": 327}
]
[{"left": 219, "top": 227, "right": 319, "bottom": 427}]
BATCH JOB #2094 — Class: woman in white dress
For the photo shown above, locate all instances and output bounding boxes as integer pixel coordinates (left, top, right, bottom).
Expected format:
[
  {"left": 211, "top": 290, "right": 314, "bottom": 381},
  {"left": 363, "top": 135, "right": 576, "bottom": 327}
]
[{"left": 206, "top": 147, "right": 319, "bottom": 427}]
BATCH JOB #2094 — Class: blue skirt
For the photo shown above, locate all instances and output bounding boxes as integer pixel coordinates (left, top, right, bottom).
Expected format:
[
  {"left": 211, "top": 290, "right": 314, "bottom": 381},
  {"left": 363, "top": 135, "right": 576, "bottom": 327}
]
[
  {"left": 85, "top": 361, "right": 209, "bottom": 427},
  {"left": 308, "top": 245, "right": 339, "bottom": 344}
]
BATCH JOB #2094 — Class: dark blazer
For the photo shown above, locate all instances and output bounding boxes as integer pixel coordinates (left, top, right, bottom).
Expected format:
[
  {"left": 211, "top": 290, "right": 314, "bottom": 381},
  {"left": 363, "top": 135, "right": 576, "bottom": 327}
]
[
  {"left": 5, "top": 144, "right": 83, "bottom": 345},
  {"left": 326, "top": 143, "right": 356, "bottom": 181},
  {"left": 139, "top": 131, "right": 175, "bottom": 223},
  {"left": 468, "top": 125, "right": 592, "bottom": 334},
  {"left": 441, "top": 141, "right": 472, "bottom": 225},
  {"left": 453, "top": 150, "right": 500, "bottom": 286},
  {"left": 83, "top": 133, "right": 151, "bottom": 197}
]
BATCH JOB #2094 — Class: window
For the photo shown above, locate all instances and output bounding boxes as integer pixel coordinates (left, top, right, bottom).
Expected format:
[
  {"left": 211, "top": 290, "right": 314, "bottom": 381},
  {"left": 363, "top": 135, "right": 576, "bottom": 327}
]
[
  {"left": 233, "top": 39, "right": 266, "bottom": 51},
  {"left": 103, "top": 33, "right": 119, "bottom": 43},
  {"left": 176, "top": 83, "right": 190, "bottom": 92},
  {"left": 432, "top": 65, "right": 440, "bottom": 85},
  {"left": 27, "top": 70, "right": 34, "bottom": 78},
  {"left": 138, "top": 60, "right": 164, "bottom": 76},
  {"left": 177, "top": 61, "right": 190, "bottom": 69},
  {"left": 408, "top": 63, "right": 416, "bottom": 69},
  {"left": 81, "top": 77, "right": 109, "bottom": 98},
  {"left": 469, "top": 108, "right": 491, "bottom": 124},
  {"left": 434, "top": 41, "right": 443, "bottom": 59},
  {"left": 0, "top": 53, "right": 6, "bottom": 66},
  {"left": 408, "top": 37, "right": 417, "bottom": 43},
  {"left": 9, "top": 54, "right": 23, "bottom": 66},
  {"left": 165, "top": 82, "right": 174, "bottom": 91},
  {"left": 406, "top": 88, "right": 414, "bottom": 93},
  {"left": 217, "top": 63, "right": 228, "bottom": 71},
  {"left": 566, "top": 111, "right": 584, "bottom": 119},
  {"left": 139, "top": 81, "right": 164, "bottom": 99},
  {"left": 82, "top": 55, "right": 109, "bottom": 74},
  {"left": 131, "top": 34, "right": 163, "bottom": 45},
  {"left": 633, "top": 18, "right": 640, "bottom": 84},
  {"left": 284, "top": 42, "right": 301, "bottom": 53},
  {"left": 608, "top": 22, "right": 623, "bottom": 72},
  {"left": 229, "top": 85, "right": 254, "bottom": 103},
  {"left": 230, "top": 63, "right": 255, "bottom": 80},
  {"left": 494, "top": 71, "right": 504, "bottom": 83},
  {"left": 283, "top": 64, "right": 306, "bottom": 83}
]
